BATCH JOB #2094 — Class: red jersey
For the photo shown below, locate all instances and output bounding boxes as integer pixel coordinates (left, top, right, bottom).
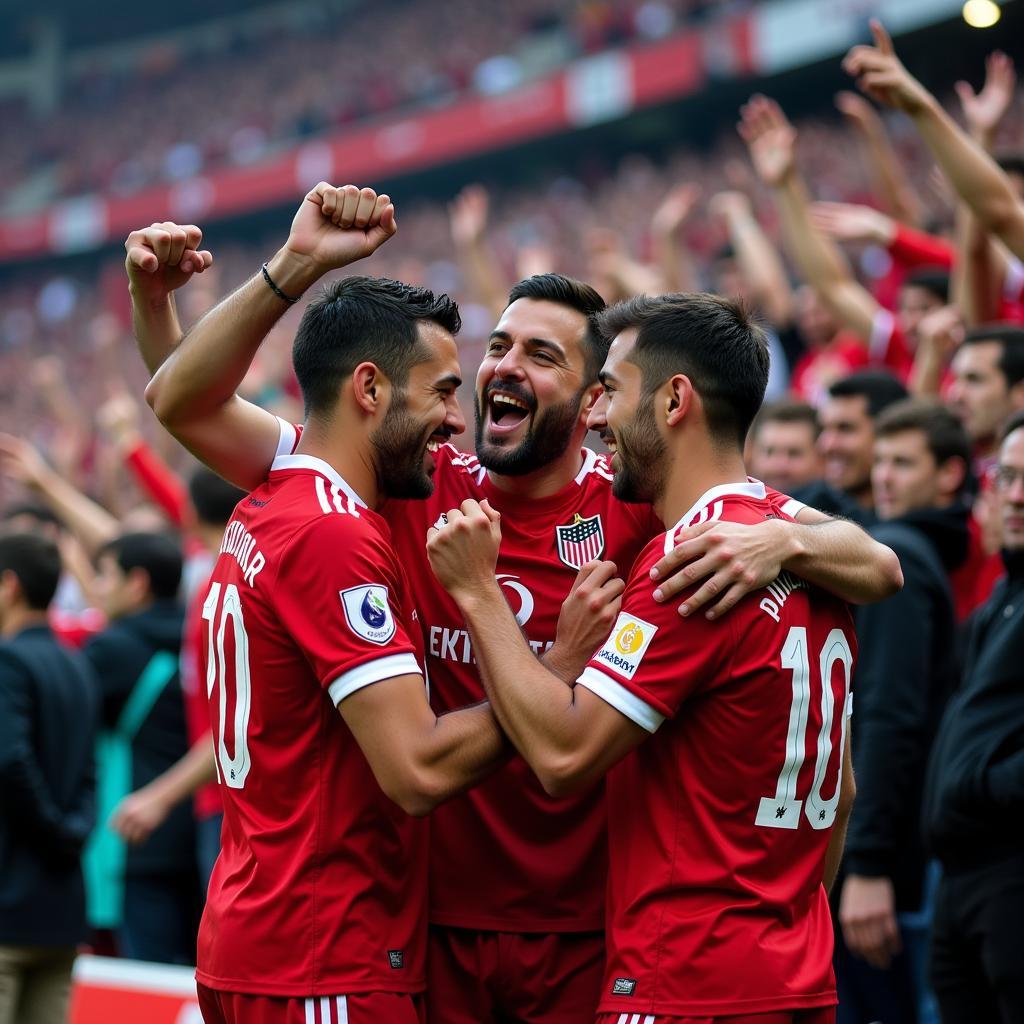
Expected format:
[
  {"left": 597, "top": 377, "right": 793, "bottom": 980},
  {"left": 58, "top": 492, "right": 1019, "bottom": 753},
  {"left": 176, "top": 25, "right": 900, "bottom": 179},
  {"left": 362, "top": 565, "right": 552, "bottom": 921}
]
[
  {"left": 1002, "top": 257, "right": 1024, "bottom": 322},
  {"left": 577, "top": 481, "right": 856, "bottom": 1017},
  {"left": 195, "top": 451, "right": 428, "bottom": 998},
  {"left": 790, "top": 335, "right": 869, "bottom": 407},
  {"left": 868, "top": 310, "right": 913, "bottom": 381},
  {"left": 385, "top": 442, "right": 661, "bottom": 931},
  {"left": 949, "top": 504, "right": 1004, "bottom": 622}
]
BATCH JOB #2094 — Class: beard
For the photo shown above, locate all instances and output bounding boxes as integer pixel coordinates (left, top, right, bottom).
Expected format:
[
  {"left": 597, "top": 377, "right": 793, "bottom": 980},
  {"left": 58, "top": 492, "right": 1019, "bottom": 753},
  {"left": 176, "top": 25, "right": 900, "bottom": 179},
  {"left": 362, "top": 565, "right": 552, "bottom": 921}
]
[
  {"left": 474, "top": 384, "right": 584, "bottom": 476},
  {"left": 611, "top": 394, "right": 667, "bottom": 504},
  {"left": 371, "top": 394, "right": 436, "bottom": 500}
]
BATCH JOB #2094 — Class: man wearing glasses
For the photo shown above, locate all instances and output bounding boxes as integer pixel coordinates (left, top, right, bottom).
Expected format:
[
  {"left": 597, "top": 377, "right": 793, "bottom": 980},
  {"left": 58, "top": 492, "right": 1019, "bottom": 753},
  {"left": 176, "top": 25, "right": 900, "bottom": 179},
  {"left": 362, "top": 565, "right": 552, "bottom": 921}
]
[{"left": 921, "top": 409, "right": 1024, "bottom": 1023}]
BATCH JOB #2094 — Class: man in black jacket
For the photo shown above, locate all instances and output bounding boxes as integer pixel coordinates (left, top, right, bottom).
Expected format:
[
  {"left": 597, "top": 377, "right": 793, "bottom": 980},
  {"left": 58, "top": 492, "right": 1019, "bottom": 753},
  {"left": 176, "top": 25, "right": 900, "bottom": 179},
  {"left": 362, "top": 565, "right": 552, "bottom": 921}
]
[
  {"left": 84, "top": 530, "right": 198, "bottom": 965},
  {"left": 835, "top": 399, "right": 968, "bottom": 1024},
  {"left": 922, "top": 410, "right": 1024, "bottom": 1022},
  {"left": 0, "top": 532, "right": 99, "bottom": 1023}
]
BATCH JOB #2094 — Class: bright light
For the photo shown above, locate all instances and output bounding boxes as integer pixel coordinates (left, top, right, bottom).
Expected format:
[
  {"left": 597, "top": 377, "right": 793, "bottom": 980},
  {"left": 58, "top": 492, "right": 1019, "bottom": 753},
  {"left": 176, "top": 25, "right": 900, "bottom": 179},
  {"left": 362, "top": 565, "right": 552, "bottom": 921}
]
[{"left": 963, "top": 0, "right": 1001, "bottom": 28}]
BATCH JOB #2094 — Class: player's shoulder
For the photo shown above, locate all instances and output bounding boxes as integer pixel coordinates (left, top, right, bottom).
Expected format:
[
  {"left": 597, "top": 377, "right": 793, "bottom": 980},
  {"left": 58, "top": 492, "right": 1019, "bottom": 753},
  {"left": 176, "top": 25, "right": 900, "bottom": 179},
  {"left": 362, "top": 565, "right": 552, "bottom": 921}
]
[
  {"left": 660, "top": 480, "right": 782, "bottom": 555},
  {"left": 264, "top": 455, "right": 388, "bottom": 550},
  {"left": 432, "top": 442, "right": 487, "bottom": 488},
  {"left": 573, "top": 446, "right": 615, "bottom": 495}
]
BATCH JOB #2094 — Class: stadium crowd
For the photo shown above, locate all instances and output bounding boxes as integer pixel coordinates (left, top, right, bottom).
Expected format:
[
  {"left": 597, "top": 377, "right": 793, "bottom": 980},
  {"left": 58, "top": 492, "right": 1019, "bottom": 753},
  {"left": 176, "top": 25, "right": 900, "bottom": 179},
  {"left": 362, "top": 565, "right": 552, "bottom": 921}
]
[
  {"left": 2, "top": 0, "right": 726, "bottom": 211},
  {"left": 3, "top": 13, "right": 1024, "bottom": 1024}
]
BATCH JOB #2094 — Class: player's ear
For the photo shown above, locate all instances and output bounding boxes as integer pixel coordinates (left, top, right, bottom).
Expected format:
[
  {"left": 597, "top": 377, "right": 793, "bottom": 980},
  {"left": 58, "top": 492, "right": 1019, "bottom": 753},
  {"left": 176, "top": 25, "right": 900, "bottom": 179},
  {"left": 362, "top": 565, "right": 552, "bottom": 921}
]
[
  {"left": 351, "top": 362, "right": 389, "bottom": 415},
  {"left": 579, "top": 382, "right": 603, "bottom": 423},
  {"left": 664, "top": 374, "right": 693, "bottom": 427}
]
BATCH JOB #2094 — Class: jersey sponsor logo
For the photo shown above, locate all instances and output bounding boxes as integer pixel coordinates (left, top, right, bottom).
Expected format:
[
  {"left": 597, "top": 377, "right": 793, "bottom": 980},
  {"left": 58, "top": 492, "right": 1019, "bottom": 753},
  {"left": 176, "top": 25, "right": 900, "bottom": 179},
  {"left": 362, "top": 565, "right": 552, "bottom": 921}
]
[
  {"left": 611, "top": 978, "right": 636, "bottom": 996},
  {"left": 594, "top": 612, "right": 658, "bottom": 680},
  {"left": 340, "top": 585, "right": 397, "bottom": 645},
  {"left": 496, "top": 574, "right": 535, "bottom": 626},
  {"left": 555, "top": 512, "right": 605, "bottom": 570},
  {"left": 387, "top": 949, "right": 404, "bottom": 969},
  {"left": 429, "top": 625, "right": 553, "bottom": 664}
]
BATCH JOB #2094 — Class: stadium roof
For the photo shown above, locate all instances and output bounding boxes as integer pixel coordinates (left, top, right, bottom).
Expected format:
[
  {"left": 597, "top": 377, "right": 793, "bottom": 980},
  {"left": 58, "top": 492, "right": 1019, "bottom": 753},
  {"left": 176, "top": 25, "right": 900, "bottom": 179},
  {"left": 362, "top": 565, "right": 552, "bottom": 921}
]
[{"left": 0, "top": 0, "right": 300, "bottom": 57}]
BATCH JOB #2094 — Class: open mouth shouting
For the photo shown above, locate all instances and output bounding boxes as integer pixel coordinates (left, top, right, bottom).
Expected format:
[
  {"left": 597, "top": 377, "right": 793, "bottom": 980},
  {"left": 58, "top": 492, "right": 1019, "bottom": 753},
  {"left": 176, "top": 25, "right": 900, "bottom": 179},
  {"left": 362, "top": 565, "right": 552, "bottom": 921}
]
[{"left": 484, "top": 385, "right": 535, "bottom": 439}]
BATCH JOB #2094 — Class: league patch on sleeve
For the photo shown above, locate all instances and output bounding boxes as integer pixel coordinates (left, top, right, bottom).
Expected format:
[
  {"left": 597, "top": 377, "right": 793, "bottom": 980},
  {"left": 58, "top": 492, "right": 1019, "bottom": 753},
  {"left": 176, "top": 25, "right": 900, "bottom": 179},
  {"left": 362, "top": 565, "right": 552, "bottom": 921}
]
[
  {"left": 340, "top": 585, "right": 397, "bottom": 646},
  {"left": 593, "top": 612, "right": 658, "bottom": 680}
]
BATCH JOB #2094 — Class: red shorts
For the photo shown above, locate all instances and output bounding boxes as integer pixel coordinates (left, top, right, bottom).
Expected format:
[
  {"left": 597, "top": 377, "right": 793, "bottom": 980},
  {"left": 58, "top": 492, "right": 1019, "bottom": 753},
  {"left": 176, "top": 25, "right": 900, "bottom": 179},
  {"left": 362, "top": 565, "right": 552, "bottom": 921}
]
[
  {"left": 427, "top": 925, "right": 604, "bottom": 1024},
  {"left": 196, "top": 984, "right": 425, "bottom": 1024},
  {"left": 596, "top": 1010, "right": 836, "bottom": 1024}
]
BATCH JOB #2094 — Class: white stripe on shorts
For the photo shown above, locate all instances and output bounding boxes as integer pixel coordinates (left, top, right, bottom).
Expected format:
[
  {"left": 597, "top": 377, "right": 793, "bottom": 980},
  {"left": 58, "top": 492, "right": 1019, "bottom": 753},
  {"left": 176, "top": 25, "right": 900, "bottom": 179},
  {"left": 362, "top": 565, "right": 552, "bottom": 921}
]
[
  {"left": 305, "top": 998, "right": 315, "bottom": 1024},
  {"left": 337, "top": 995, "right": 349, "bottom": 1024}
]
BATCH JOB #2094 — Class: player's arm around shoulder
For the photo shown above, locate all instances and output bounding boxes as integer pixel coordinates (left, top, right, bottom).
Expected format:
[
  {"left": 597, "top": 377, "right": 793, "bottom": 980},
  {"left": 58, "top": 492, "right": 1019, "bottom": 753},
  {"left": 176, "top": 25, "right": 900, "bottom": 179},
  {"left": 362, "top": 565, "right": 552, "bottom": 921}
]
[{"left": 647, "top": 503, "right": 903, "bottom": 620}]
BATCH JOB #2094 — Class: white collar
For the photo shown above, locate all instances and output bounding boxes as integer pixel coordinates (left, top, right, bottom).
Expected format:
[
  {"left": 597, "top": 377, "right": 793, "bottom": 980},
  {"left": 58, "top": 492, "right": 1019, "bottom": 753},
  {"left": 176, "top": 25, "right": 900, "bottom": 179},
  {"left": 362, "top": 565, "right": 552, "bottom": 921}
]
[
  {"left": 663, "top": 480, "right": 767, "bottom": 555},
  {"left": 270, "top": 452, "right": 368, "bottom": 509}
]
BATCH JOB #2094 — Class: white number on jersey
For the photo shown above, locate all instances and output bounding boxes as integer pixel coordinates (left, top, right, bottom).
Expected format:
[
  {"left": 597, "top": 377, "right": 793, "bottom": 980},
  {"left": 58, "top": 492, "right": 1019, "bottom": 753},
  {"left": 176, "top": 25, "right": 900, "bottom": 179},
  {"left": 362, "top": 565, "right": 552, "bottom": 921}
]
[
  {"left": 755, "top": 626, "right": 852, "bottom": 831},
  {"left": 202, "top": 581, "right": 253, "bottom": 789}
]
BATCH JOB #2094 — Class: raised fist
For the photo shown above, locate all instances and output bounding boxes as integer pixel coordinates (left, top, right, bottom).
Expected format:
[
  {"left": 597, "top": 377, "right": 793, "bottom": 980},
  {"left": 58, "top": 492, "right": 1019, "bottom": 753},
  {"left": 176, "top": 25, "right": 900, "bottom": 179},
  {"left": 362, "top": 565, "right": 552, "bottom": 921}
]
[
  {"left": 283, "top": 183, "right": 397, "bottom": 275},
  {"left": 124, "top": 221, "right": 213, "bottom": 307}
]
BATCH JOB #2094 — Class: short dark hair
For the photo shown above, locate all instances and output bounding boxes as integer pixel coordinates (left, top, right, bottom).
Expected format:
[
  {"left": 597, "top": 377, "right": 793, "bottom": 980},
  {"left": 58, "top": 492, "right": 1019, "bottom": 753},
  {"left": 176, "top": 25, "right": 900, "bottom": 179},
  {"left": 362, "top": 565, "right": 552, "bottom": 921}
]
[
  {"left": 292, "top": 276, "right": 462, "bottom": 418},
  {"left": 828, "top": 369, "right": 908, "bottom": 419},
  {"left": 506, "top": 274, "right": 607, "bottom": 383},
  {"left": 902, "top": 267, "right": 949, "bottom": 304},
  {"left": 596, "top": 292, "right": 770, "bottom": 449},
  {"left": 996, "top": 152, "right": 1024, "bottom": 180},
  {"left": 1002, "top": 408, "right": 1024, "bottom": 442},
  {"left": 962, "top": 324, "right": 1024, "bottom": 388},
  {"left": 0, "top": 532, "right": 62, "bottom": 610},
  {"left": 875, "top": 398, "right": 971, "bottom": 477},
  {"left": 753, "top": 399, "right": 820, "bottom": 440},
  {"left": 188, "top": 467, "right": 246, "bottom": 528},
  {"left": 97, "top": 532, "right": 182, "bottom": 600},
  {"left": 1, "top": 502, "right": 60, "bottom": 529}
]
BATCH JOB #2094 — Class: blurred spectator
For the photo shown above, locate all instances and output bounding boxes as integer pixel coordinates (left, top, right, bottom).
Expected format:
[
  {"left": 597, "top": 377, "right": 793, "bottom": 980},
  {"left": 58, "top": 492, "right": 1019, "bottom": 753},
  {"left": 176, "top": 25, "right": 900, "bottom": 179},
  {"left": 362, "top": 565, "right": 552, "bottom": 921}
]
[
  {"left": 947, "top": 326, "right": 1024, "bottom": 478},
  {"left": 82, "top": 531, "right": 198, "bottom": 965},
  {"left": 111, "top": 469, "right": 246, "bottom": 893},
  {"left": 0, "top": 532, "right": 100, "bottom": 1021},
  {"left": 836, "top": 400, "right": 965, "bottom": 1024},
  {"left": 748, "top": 399, "right": 822, "bottom": 493},
  {"left": 798, "top": 370, "right": 908, "bottom": 516},
  {"left": 921, "top": 410, "right": 1024, "bottom": 1021}
]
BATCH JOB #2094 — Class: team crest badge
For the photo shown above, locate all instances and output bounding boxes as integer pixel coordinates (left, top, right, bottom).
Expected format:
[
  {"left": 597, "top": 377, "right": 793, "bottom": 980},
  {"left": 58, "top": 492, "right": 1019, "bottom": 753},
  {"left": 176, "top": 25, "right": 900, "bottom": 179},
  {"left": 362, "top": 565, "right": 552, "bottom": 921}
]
[
  {"left": 340, "top": 584, "right": 396, "bottom": 645},
  {"left": 555, "top": 512, "right": 605, "bottom": 570}
]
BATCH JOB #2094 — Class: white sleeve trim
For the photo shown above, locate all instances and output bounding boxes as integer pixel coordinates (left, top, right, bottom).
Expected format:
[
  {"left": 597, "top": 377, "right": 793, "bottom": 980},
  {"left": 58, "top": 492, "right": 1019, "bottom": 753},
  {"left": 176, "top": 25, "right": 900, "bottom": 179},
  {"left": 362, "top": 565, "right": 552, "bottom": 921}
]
[
  {"left": 275, "top": 417, "right": 300, "bottom": 458},
  {"left": 1005, "top": 257, "right": 1024, "bottom": 304},
  {"left": 780, "top": 497, "right": 807, "bottom": 519},
  {"left": 577, "top": 666, "right": 666, "bottom": 733},
  {"left": 868, "top": 309, "right": 896, "bottom": 362},
  {"left": 327, "top": 652, "right": 422, "bottom": 706}
]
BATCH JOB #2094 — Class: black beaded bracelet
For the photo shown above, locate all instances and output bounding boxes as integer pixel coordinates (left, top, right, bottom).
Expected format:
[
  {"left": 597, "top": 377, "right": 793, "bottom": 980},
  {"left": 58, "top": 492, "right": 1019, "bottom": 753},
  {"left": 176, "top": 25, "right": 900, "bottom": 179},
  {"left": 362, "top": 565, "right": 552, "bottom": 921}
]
[{"left": 261, "top": 262, "right": 301, "bottom": 304}]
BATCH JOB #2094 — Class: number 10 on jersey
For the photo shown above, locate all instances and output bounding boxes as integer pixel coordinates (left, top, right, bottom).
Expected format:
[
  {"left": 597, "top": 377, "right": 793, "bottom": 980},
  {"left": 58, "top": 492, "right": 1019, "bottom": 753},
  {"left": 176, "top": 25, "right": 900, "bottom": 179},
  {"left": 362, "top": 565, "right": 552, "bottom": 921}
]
[
  {"left": 203, "top": 581, "right": 253, "bottom": 789},
  {"left": 756, "top": 626, "right": 852, "bottom": 831}
]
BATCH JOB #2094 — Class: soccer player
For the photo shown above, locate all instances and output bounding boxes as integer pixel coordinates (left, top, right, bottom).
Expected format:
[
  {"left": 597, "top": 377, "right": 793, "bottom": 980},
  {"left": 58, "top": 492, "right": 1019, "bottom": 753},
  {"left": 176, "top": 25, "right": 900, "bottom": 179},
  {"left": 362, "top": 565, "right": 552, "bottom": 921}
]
[
  {"left": 132, "top": 203, "right": 899, "bottom": 1023},
  {"left": 160, "top": 184, "right": 510, "bottom": 1024},
  {"left": 426, "top": 293, "right": 858, "bottom": 1023}
]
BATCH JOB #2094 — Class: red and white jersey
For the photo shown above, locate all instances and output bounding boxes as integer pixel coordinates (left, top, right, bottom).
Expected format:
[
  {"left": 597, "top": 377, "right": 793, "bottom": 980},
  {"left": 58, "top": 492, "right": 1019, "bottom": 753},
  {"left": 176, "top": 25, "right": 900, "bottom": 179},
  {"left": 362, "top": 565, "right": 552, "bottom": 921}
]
[
  {"left": 577, "top": 481, "right": 856, "bottom": 1017},
  {"left": 868, "top": 310, "right": 913, "bottom": 381},
  {"left": 1002, "top": 256, "right": 1024, "bottom": 321},
  {"left": 195, "top": 449, "right": 428, "bottom": 998},
  {"left": 386, "top": 441, "right": 661, "bottom": 931}
]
